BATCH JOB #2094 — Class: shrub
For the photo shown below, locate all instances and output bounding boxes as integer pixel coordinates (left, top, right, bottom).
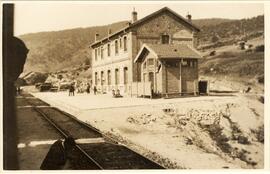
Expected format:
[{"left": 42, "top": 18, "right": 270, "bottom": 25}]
[
  {"left": 251, "top": 125, "right": 264, "bottom": 143},
  {"left": 209, "top": 50, "right": 216, "bottom": 56},
  {"left": 258, "top": 96, "right": 264, "bottom": 104},
  {"left": 206, "top": 124, "right": 232, "bottom": 153},
  {"left": 257, "top": 75, "right": 264, "bottom": 84},
  {"left": 237, "top": 135, "right": 250, "bottom": 144},
  {"left": 255, "top": 45, "right": 264, "bottom": 52}
]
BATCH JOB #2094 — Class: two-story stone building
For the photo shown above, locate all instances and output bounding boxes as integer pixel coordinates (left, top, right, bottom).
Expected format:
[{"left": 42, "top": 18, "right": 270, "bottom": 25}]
[{"left": 91, "top": 7, "right": 202, "bottom": 97}]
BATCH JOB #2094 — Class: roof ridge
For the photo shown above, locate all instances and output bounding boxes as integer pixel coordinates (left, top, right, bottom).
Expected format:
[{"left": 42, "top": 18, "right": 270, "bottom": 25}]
[{"left": 91, "top": 7, "right": 200, "bottom": 48}]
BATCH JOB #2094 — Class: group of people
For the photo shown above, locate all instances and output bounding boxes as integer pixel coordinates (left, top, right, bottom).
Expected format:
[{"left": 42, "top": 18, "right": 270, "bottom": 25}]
[{"left": 68, "top": 82, "right": 97, "bottom": 96}]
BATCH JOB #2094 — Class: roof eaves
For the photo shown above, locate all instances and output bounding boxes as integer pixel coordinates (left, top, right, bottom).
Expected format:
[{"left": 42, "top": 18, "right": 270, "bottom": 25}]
[
  {"left": 186, "top": 45, "right": 202, "bottom": 58},
  {"left": 134, "top": 44, "right": 159, "bottom": 63},
  {"left": 91, "top": 25, "right": 130, "bottom": 48},
  {"left": 134, "top": 44, "right": 147, "bottom": 63}
]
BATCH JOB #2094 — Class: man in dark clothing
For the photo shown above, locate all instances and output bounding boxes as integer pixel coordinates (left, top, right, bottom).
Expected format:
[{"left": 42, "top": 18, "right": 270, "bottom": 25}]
[
  {"left": 69, "top": 84, "right": 75, "bottom": 96},
  {"left": 93, "top": 86, "right": 97, "bottom": 95},
  {"left": 3, "top": 35, "right": 29, "bottom": 169},
  {"left": 86, "top": 83, "right": 90, "bottom": 94},
  {"left": 40, "top": 137, "right": 76, "bottom": 170}
]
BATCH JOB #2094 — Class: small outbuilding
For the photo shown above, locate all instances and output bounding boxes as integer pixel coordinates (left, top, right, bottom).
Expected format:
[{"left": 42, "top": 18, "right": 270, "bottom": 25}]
[{"left": 134, "top": 44, "right": 202, "bottom": 97}]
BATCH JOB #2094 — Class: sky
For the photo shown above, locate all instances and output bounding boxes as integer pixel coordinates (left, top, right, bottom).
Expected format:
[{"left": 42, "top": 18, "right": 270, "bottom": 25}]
[{"left": 13, "top": 2, "right": 264, "bottom": 36}]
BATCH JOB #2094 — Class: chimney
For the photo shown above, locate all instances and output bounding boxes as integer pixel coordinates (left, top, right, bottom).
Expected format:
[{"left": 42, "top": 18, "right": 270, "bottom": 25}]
[
  {"left": 95, "top": 33, "right": 99, "bottom": 42},
  {"left": 132, "top": 8, "right": 137, "bottom": 23},
  {"left": 108, "top": 28, "right": 112, "bottom": 35},
  {"left": 186, "top": 12, "right": 192, "bottom": 23}
]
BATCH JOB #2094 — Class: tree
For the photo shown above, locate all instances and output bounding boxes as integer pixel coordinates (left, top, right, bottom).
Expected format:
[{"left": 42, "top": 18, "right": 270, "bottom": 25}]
[
  {"left": 211, "top": 35, "right": 219, "bottom": 43},
  {"left": 84, "top": 58, "right": 90, "bottom": 66},
  {"left": 57, "top": 74, "right": 63, "bottom": 80}
]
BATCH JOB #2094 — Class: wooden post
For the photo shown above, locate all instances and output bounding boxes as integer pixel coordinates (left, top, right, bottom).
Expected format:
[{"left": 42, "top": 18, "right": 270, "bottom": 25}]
[
  {"left": 179, "top": 59, "right": 182, "bottom": 95},
  {"left": 165, "top": 62, "right": 167, "bottom": 93},
  {"left": 193, "top": 80, "right": 197, "bottom": 96}
]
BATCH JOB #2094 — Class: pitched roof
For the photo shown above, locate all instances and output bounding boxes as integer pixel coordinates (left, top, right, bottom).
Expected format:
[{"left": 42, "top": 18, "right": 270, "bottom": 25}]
[
  {"left": 91, "top": 7, "right": 200, "bottom": 48},
  {"left": 134, "top": 44, "right": 202, "bottom": 62}
]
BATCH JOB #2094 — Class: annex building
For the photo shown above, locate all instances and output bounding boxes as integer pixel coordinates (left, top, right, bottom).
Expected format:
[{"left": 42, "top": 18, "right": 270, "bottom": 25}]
[{"left": 91, "top": 7, "right": 202, "bottom": 97}]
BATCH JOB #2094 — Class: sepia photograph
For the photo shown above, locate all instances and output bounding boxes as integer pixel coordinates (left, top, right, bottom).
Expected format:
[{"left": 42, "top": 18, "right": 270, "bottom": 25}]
[{"left": 2, "top": 0, "right": 266, "bottom": 171}]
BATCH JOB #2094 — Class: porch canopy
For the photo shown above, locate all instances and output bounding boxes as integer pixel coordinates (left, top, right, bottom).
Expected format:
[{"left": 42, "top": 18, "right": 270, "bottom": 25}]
[{"left": 134, "top": 43, "right": 202, "bottom": 63}]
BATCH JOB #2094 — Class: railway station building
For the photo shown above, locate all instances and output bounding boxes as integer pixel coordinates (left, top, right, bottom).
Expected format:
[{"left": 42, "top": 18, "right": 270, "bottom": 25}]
[{"left": 90, "top": 7, "right": 202, "bottom": 97}]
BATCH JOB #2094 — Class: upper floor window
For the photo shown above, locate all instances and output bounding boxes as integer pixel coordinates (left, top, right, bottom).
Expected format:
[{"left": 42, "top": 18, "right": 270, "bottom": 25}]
[
  {"left": 161, "top": 34, "right": 170, "bottom": 44},
  {"left": 119, "top": 38, "right": 122, "bottom": 48},
  {"left": 147, "top": 58, "right": 154, "bottom": 66},
  {"left": 94, "top": 49, "right": 97, "bottom": 61},
  {"left": 123, "top": 36, "right": 127, "bottom": 51},
  {"left": 98, "top": 47, "right": 101, "bottom": 56},
  {"left": 115, "top": 40, "right": 119, "bottom": 54},
  {"left": 107, "top": 44, "right": 111, "bottom": 57},
  {"left": 101, "top": 46, "right": 104, "bottom": 59}
]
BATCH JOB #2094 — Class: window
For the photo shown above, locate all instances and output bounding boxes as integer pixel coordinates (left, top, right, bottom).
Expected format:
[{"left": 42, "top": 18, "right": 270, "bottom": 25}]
[
  {"left": 124, "top": 67, "right": 128, "bottom": 84},
  {"left": 161, "top": 34, "right": 170, "bottom": 44},
  {"left": 95, "top": 49, "right": 97, "bottom": 61},
  {"left": 115, "top": 40, "right": 118, "bottom": 54},
  {"left": 123, "top": 36, "right": 127, "bottom": 51},
  {"left": 115, "top": 69, "right": 119, "bottom": 85},
  {"left": 147, "top": 59, "right": 154, "bottom": 66},
  {"left": 119, "top": 38, "right": 122, "bottom": 48},
  {"left": 149, "top": 72, "right": 154, "bottom": 84},
  {"left": 98, "top": 47, "right": 100, "bottom": 56},
  {"left": 190, "top": 60, "right": 194, "bottom": 67},
  {"left": 107, "top": 70, "right": 111, "bottom": 85},
  {"left": 107, "top": 44, "right": 111, "bottom": 57},
  {"left": 101, "top": 71, "right": 104, "bottom": 85},
  {"left": 94, "top": 72, "right": 98, "bottom": 85},
  {"left": 193, "top": 60, "right": 197, "bottom": 68},
  {"left": 101, "top": 46, "right": 104, "bottom": 59}
]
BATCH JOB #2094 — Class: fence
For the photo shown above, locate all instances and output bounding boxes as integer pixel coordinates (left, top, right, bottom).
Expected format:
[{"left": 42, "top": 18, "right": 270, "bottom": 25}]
[{"left": 130, "top": 82, "right": 152, "bottom": 97}]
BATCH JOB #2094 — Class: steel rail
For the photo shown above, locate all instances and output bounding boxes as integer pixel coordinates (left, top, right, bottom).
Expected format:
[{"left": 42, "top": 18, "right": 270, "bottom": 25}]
[
  {"left": 53, "top": 107, "right": 165, "bottom": 168},
  {"left": 23, "top": 97, "right": 103, "bottom": 169}
]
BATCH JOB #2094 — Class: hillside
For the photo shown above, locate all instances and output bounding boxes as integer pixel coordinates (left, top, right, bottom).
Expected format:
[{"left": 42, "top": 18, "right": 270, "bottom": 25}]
[
  {"left": 197, "top": 15, "right": 264, "bottom": 45},
  {"left": 192, "top": 18, "right": 234, "bottom": 27},
  {"left": 20, "top": 21, "right": 129, "bottom": 73},
  {"left": 19, "top": 15, "right": 264, "bottom": 74}
]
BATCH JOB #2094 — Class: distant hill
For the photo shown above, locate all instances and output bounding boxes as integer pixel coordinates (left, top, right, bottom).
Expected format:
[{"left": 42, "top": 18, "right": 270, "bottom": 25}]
[
  {"left": 20, "top": 21, "right": 129, "bottom": 73},
  {"left": 19, "top": 15, "right": 264, "bottom": 73},
  {"left": 192, "top": 18, "right": 235, "bottom": 27},
  {"left": 197, "top": 15, "right": 264, "bottom": 45}
]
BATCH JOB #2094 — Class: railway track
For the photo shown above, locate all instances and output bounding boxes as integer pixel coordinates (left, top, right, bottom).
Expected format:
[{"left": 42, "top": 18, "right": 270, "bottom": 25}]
[{"left": 19, "top": 93, "right": 164, "bottom": 169}]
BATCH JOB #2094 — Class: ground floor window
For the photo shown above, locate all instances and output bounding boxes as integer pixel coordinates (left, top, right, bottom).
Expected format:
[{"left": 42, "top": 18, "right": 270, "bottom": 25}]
[
  {"left": 101, "top": 71, "right": 104, "bottom": 85},
  {"left": 94, "top": 72, "right": 98, "bottom": 85},
  {"left": 149, "top": 72, "right": 154, "bottom": 84},
  {"left": 107, "top": 70, "right": 111, "bottom": 85},
  {"left": 124, "top": 67, "right": 128, "bottom": 84},
  {"left": 115, "top": 68, "right": 119, "bottom": 85}
]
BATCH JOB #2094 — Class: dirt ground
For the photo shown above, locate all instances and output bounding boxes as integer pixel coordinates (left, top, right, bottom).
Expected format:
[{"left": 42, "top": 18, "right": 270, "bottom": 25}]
[
  {"left": 27, "top": 87, "right": 264, "bottom": 169},
  {"left": 77, "top": 96, "right": 263, "bottom": 169}
]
